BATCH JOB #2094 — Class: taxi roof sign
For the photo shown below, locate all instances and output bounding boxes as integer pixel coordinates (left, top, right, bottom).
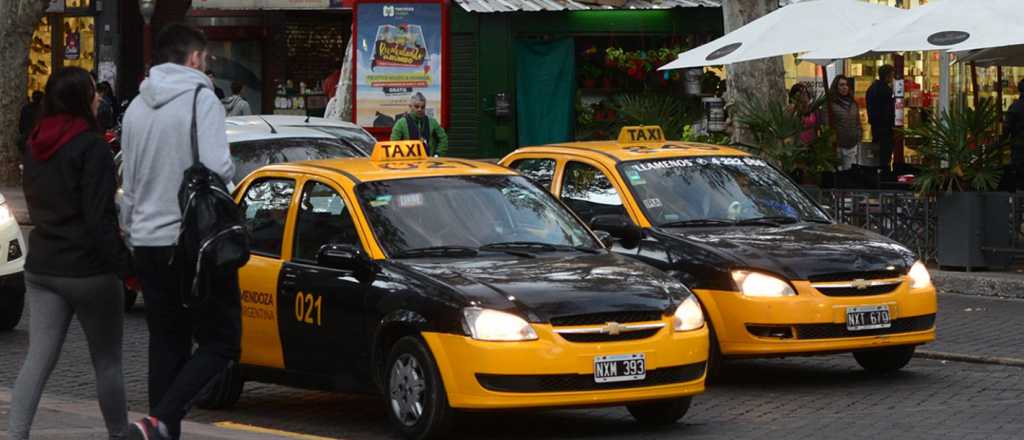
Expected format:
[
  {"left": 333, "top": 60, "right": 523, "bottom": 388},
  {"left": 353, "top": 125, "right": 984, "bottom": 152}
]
[
  {"left": 371, "top": 140, "right": 429, "bottom": 162},
  {"left": 618, "top": 126, "right": 665, "bottom": 145}
]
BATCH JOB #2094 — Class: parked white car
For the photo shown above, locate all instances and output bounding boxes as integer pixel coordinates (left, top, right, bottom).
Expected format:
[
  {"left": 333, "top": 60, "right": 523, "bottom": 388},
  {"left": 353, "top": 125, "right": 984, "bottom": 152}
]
[{"left": 0, "top": 193, "right": 27, "bottom": 330}]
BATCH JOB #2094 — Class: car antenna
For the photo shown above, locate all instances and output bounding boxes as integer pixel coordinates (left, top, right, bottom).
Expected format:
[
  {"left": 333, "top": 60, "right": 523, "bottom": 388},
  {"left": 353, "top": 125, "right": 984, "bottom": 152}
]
[{"left": 257, "top": 115, "right": 277, "bottom": 134}]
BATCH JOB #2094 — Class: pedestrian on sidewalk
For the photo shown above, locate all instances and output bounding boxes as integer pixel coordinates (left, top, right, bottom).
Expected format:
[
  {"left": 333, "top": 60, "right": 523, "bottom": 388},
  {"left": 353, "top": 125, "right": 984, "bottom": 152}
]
[
  {"left": 120, "top": 23, "right": 239, "bottom": 440},
  {"left": 221, "top": 80, "right": 252, "bottom": 116},
  {"left": 9, "top": 66, "right": 135, "bottom": 440},
  {"left": 830, "top": 75, "right": 864, "bottom": 170},
  {"left": 390, "top": 92, "right": 448, "bottom": 156},
  {"left": 1004, "top": 78, "right": 1024, "bottom": 190},
  {"left": 867, "top": 65, "right": 896, "bottom": 175}
]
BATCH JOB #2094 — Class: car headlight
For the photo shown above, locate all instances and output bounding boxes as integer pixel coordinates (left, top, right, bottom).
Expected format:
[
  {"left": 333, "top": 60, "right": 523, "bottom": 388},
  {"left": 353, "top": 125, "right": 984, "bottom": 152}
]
[
  {"left": 0, "top": 202, "right": 12, "bottom": 224},
  {"left": 908, "top": 261, "right": 932, "bottom": 289},
  {"left": 673, "top": 295, "right": 705, "bottom": 331},
  {"left": 731, "top": 270, "right": 796, "bottom": 297},
  {"left": 462, "top": 307, "right": 538, "bottom": 342}
]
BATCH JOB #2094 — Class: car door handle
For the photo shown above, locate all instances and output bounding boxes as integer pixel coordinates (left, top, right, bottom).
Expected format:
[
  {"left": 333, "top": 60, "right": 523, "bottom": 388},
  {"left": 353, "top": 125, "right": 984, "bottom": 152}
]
[{"left": 281, "top": 270, "right": 298, "bottom": 288}]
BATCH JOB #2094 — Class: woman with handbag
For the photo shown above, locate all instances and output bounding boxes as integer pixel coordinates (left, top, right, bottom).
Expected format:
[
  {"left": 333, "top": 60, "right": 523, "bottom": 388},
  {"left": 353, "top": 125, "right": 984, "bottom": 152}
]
[
  {"left": 830, "top": 75, "right": 864, "bottom": 171},
  {"left": 9, "top": 66, "right": 135, "bottom": 440}
]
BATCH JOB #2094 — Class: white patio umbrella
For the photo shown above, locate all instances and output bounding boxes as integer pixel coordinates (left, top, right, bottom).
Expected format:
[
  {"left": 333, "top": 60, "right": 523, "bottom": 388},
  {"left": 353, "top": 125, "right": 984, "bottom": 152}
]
[
  {"left": 957, "top": 45, "right": 1024, "bottom": 67},
  {"left": 801, "top": 0, "right": 1024, "bottom": 61},
  {"left": 658, "top": 0, "right": 903, "bottom": 71}
]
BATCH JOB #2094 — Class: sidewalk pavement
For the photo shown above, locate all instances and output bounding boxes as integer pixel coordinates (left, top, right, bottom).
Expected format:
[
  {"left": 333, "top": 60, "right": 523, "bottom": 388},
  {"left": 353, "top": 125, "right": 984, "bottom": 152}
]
[{"left": 0, "top": 390, "right": 290, "bottom": 440}]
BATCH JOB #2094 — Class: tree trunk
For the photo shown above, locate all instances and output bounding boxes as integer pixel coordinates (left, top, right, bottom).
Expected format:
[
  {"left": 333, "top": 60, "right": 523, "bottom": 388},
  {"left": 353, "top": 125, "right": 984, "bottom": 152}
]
[
  {"left": 0, "top": 0, "right": 50, "bottom": 185},
  {"left": 722, "top": 0, "right": 787, "bottom": 146}
]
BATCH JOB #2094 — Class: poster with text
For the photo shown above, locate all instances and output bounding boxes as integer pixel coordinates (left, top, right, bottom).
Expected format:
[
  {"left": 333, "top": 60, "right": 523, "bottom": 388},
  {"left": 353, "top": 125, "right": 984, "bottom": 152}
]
[{"left": 356, "top": 3, "right": 442, "bottom": 128}]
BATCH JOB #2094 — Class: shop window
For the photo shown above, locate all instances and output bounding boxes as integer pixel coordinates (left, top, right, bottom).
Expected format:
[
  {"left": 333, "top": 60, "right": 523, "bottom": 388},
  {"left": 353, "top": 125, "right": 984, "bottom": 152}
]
[
  {"left": 61, "top": 16, "right": 95, "bottom": 72},
  {"left": 28, "top": 17, "right": 53, "bottom": 95},
  {"left": 65, "top": 0, "right": 91, "bottom": 8}
]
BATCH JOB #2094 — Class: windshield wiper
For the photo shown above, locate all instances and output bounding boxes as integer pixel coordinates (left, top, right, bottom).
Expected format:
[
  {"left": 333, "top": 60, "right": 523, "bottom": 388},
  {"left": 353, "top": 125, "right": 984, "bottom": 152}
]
[
  {"left": 481, "top": 241, "right": 601, "bottom": 255},
  {"left": 801, "top": 217, "right": 832, "bottom": 224},
  {"left": 660, "top": 219, "right": 735, "bottom": 228},
  {"left": 393, "top": 246, "right": 479, "bottom": 259},
  {"left": 735, "top": 216, "right": 801, "bottom": 226}
]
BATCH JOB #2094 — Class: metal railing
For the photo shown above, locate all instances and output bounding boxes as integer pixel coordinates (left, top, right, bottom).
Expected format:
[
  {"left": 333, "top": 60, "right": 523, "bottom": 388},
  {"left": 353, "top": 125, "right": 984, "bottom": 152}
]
[{"left": 818, "top": 190, "right": 1024, "bottom": 264}]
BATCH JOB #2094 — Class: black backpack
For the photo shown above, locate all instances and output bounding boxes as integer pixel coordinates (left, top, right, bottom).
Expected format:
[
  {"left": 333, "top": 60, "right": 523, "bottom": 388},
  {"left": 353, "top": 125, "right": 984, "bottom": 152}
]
[{"left": 176, "top": 85, "right": 250, "bottom": 306}]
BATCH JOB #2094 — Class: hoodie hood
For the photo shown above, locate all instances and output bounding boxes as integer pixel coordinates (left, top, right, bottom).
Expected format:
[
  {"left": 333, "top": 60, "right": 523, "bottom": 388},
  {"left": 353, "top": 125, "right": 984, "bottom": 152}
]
[
  {"left": 139, "top": 63, "right": 212, "bottom": 109},
  {"left": 28, "top": 115, "right": 91, "bottom": 161},
  {"left": 221, "top": 95, "right": 243, "bottom": 112}
]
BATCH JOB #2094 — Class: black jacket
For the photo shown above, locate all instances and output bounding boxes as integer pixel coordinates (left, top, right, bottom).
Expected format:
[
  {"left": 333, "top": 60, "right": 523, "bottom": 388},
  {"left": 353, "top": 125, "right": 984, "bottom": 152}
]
[
  {"left": 866, "top": 79, "right": 895, "bottom": 135},
  {"left": 22, "top": 120, "right": 133, "bottom": 278}
]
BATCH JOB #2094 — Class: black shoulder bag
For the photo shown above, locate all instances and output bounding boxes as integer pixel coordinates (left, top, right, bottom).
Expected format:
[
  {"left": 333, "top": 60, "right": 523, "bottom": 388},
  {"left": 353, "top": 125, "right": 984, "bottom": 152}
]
[{"left": 176, "top": 85, "right": 250, "bottom": 307}]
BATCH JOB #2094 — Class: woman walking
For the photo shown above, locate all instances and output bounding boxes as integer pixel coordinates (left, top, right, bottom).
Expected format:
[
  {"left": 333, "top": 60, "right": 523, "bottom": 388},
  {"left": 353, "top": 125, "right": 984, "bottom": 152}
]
[
  {"left": 830, "top": 75, "right": 864, "bottom": 170},
  {"left": 8, "top": 66, "right": 134, "bottom": 440}
]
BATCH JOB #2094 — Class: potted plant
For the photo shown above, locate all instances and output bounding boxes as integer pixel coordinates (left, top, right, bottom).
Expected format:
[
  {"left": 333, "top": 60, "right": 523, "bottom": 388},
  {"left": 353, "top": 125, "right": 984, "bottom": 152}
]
[
  {"left": 733, "top": 92, "right": 837, "bottom": 185},
  {"left": 903, "top": 99, "right": 1011, "bottom": 269},
  {"left": 579, "top": 63, "right": 601, "bottom": 89}
]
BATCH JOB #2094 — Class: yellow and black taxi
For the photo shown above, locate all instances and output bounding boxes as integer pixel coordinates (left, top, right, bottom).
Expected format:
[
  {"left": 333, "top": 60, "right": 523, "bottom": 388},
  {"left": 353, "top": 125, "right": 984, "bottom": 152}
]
[
  {"left": 204, "top": 141, "right": 709, "bottom": 439},
  {"left": 500, "top": 127, "right": 937, "bottom": 377}
]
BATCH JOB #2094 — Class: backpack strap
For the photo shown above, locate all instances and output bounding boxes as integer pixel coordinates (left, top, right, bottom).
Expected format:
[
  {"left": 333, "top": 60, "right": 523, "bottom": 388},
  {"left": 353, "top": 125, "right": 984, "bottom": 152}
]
[{"left": 189, "top": 85, "right": 204, "bottom": 166}]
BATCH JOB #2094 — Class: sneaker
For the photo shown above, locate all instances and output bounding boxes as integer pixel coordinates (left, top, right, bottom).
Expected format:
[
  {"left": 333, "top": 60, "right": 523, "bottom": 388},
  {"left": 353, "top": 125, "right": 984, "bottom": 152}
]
[{"left": 126, "top": 416, "right": 170, "bottom": 440}]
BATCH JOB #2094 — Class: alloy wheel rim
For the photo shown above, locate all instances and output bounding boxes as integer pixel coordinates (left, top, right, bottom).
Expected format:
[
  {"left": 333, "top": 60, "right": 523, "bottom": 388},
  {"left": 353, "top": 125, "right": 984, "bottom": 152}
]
[{"left": 390, "top": 353, "right": 426, "bottom": 426}]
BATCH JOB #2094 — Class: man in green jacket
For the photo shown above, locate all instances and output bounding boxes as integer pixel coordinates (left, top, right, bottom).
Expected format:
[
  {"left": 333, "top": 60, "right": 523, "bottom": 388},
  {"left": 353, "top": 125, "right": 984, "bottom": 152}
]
[{"left": 391, "top": 92, "right": 448, "bottom": 156}]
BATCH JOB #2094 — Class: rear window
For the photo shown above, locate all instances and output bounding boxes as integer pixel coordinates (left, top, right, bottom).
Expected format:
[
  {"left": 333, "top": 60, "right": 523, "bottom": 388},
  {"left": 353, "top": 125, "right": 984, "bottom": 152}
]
[
  {"left": 231, "top": 137, "right": 363, "bottom": 183},
  {"left": 302, "top": 126, "right": 377, "bottom": 155}
]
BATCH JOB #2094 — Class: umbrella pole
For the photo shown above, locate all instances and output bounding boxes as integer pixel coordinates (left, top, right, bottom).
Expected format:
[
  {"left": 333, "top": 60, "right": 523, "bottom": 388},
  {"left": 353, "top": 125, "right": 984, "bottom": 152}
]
[
  {"left": 821, "top": 65, "right": 837, "bottom": 154},
  {"left": 970, "top": 61, "right": 980, "bottom": 108}
]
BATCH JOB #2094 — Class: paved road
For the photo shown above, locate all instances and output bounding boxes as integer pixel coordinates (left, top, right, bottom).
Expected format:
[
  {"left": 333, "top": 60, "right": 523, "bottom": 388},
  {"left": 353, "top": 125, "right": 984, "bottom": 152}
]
[{"left": 2, "top": 290, "right": 1023, "bottom": 439}]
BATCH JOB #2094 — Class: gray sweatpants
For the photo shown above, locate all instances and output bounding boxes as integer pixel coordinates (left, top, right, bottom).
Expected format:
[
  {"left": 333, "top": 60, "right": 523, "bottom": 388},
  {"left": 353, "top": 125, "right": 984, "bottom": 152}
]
[{"left": 8, "top": 271, "right": 127, "bottom": 440}]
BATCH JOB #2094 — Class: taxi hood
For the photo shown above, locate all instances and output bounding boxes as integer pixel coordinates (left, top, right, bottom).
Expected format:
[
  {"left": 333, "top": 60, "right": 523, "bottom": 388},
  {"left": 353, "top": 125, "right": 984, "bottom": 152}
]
[
  {"left": 399, "top": 252, "right": 685, "bottom": 323},
  {"left": 662, "top": 223, "right": 916, "bottom": 281}
]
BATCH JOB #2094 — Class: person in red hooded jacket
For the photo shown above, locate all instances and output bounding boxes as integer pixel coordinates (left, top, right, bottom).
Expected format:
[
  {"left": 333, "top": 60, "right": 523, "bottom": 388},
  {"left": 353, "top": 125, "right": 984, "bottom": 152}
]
[{"left": 8, "top": 66, "right": 135, "bottom": 440}]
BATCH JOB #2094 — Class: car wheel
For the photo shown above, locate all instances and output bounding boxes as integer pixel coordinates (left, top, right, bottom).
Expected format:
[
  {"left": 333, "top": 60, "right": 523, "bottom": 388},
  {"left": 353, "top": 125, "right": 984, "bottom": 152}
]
[
  {"left": 705, "top": 320, "right": 723, "bottom": 384},
  {"left": 124, "top": 289, "right": 138, "bottom": 312},
  {"left": 0, "top": 283, "right": 26, "bottom": 331},
  {"left": 385, "top": 336, "right": 454, "bottom": 440},
  {"left": 627, "top": 396, "right": 692, "bottom": 426},
  {"left": 853, "top": 345, "right": 916, "bottom": 373},
  {"left": 195, "top": 361, "right": 244, "bottom": 409}
]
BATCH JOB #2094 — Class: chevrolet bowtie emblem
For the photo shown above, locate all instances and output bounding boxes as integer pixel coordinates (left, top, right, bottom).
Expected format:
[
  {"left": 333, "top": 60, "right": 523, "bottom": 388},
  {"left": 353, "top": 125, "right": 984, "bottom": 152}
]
[
  {"left": 851, "top": 279, "right": 870, "bottom": 290},
  {"left": 603, "top": 322, "right": 626, "bottom": 335}
]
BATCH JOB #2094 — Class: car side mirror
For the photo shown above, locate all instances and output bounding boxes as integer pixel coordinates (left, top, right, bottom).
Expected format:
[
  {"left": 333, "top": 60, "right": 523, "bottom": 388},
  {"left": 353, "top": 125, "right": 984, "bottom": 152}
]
[
  {"left": 589, "top": 214, "right": 643, "bottom": 249},
  {"left": 316, "top": 243, "right": 371, "bottom": 273},
  {"left": 592, "top": 230, "right": 615, "bottom": 249}
]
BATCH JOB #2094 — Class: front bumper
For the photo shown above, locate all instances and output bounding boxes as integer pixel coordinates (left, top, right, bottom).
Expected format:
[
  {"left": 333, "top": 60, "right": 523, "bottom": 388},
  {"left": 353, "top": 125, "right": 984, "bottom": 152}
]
[
  {"left": 422, "top": 321, "right": 709, "bottom": 409},
  {"left": 695, "top": 279, "right": 937, "bottom": 357}
]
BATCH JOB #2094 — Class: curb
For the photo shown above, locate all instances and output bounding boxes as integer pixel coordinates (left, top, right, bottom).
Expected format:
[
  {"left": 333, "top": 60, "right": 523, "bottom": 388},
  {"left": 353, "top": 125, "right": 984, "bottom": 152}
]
[{"left": 915, "top": 349, "right": 1024, "bottom": 368}]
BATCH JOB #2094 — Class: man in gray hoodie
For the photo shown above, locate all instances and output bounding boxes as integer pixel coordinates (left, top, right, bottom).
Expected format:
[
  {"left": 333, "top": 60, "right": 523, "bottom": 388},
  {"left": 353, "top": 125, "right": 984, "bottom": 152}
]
[{"left": 120, "top": 24, "right": 238, "bottom": 440}]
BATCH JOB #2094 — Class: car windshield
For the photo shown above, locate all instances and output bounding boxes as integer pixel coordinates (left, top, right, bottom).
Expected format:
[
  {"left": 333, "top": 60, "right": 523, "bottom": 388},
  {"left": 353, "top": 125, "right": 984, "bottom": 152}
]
[
  {"left": 302, "top": 126, "right": 377, "bottom": 155},
  {"left": 231, "top": 138, "right": 363, "bottom": 184},
  {"left": 357, "top": 175, "right": 599, "bottom": 257},
  {"left": 619, "top": 156, "right": 829, "bottom": 227}
]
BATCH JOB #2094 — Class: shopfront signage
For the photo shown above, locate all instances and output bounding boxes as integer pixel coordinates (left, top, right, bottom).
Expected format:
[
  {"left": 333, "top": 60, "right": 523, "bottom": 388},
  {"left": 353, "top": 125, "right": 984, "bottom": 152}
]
[
  {"left": 705, "top": 42, "right": 742, "bottom": 62},
  {"left": 927, "top": 31, "right": 970, "bottom": 47},
  {"left": 192, "top": 0, "right": 347, "bottom": 9},
  {"left": 355, "top": 2, "right": 443, "bottom": 128}
]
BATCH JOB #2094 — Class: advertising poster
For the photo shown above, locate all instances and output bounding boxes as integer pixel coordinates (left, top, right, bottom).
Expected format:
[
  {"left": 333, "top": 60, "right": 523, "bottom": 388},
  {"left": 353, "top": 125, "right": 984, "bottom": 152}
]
[
  {"left": 64, "top": 31, "right": 81, "bottom": 60},
  {"left": 356, "top": 3, "right": 442, "bottom": 128}
]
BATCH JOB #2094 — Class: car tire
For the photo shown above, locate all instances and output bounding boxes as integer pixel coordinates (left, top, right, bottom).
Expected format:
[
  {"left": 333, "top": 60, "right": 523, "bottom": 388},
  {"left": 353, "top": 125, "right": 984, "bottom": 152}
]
[
  {"left": 124, "top": 289, "right": 138, "bottom": 312},
  {"left": 195, "top": 361, "right": 244, "bottom": 410},
  {"left": 853, "top": 345, "right": 916, "bottom": 373},
  {"left": 0, "top": 283, "right": 26, "bottom": 331},
  {"left": 705, "top": 320, "right": 723, "bottom": 384},
  {"left": 627, "top": 396, "right": 692, "bottom": 426},
  {"left": 385, "top": 336, "right": 455, "bottom": 440}
]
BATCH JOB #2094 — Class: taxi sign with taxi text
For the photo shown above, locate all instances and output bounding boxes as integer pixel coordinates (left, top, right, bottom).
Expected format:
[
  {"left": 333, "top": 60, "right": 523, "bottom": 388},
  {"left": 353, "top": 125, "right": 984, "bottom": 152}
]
[
  {"left": 371, "top": 140, "right": 429, "bottom": 162},
  {"left": 618, "top": 126, "right": 665, "bottom": 144}
]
